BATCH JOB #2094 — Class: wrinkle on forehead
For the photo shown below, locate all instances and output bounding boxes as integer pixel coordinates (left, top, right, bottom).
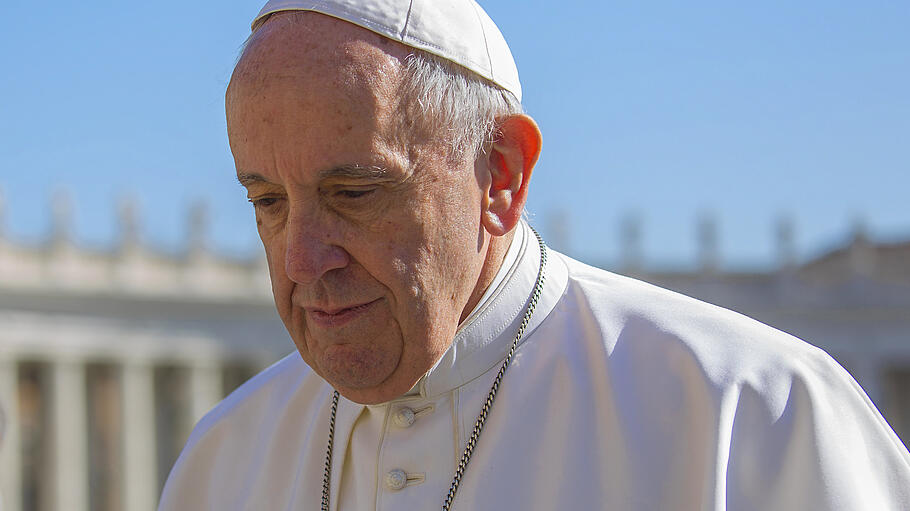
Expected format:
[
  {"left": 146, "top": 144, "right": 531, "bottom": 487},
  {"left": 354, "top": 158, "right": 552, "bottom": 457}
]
[
  {"left": 225, "top": 11, "right": 446, "bottom": 180},
  {"left": 228, "top": 12, "right": 408, "bottom": 109}
]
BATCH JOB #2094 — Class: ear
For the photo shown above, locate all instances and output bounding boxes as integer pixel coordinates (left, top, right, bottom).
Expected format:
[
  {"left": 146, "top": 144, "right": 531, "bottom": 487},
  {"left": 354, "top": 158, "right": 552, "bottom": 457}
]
[{"left": 480, "top": 114, "right": 542, "bottom": 236}]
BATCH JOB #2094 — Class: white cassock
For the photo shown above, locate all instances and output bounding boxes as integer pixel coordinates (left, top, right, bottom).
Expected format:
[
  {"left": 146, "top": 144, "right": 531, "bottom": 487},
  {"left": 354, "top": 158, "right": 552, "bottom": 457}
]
[{"left": 159, "top": 221, "right": 910, "bottom": 510}]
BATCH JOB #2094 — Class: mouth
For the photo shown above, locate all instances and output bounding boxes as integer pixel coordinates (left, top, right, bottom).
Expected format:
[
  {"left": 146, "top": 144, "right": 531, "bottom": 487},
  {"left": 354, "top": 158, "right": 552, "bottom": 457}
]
[{"left": 305, "top": 299, "right": 381, "bottom": 328}]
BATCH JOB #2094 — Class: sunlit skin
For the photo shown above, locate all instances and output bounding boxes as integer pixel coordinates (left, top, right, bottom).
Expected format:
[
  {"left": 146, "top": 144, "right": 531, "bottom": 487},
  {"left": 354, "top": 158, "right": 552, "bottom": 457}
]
[{"left": 226, "top": 12, "right": 541, "bottom": 404}]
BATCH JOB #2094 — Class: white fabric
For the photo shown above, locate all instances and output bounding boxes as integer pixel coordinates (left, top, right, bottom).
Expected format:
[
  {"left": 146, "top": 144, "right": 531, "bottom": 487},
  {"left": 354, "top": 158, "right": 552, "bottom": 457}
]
[
  {"left": 401, "top": 223, "right": 523, "bottom": 398},
  {"left": 250, "top": 0, "right": 523, "bottom": 101},
  {"left": 159, "top": 220, "right": 910, "bottom": 510}
]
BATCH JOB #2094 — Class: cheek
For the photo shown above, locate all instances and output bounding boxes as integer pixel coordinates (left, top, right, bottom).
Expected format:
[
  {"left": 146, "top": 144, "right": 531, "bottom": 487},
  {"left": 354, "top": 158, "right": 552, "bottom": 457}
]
[
  {"left": 387, "top": 248, "right": 452, "bottom": 328},
  {"left": 255, "top": 207, "right": 288, "bottom": 240},
  {"left": 263, "top": 234, "right": 312, "bottom": 359},
  {"left": 258, "top": 226, "right": 293, "bottom": 309}
]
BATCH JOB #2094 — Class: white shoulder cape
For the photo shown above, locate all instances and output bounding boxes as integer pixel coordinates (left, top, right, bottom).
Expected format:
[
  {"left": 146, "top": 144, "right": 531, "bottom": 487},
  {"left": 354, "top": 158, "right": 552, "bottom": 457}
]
[{"left": 160, "top": 221, "right": 910, "bottom": 510}]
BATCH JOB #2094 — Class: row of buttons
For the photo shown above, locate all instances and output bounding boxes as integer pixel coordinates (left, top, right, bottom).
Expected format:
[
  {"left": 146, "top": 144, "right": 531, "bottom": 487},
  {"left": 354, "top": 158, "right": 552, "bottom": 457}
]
[{"left": 384, "top": 405, "right": 433, "bottom": 491}]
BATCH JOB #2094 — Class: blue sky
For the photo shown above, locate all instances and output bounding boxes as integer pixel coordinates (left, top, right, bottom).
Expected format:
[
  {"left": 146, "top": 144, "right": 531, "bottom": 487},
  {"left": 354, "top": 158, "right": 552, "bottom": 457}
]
[{"left": 1, "top": 1, "right": 907, "bottom": 270}]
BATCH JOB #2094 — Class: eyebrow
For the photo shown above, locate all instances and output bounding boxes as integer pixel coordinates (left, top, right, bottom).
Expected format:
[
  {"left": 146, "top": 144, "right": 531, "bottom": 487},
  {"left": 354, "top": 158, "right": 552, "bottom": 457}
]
[
  {"left": 319, "top": 164, "right": 389, "bottom": 180},
  {"left": 236, "top": 171, "right": 273, "bottom": 187},
  {"left": 236, "top": 165, "right": 389, "bottom": 187}
]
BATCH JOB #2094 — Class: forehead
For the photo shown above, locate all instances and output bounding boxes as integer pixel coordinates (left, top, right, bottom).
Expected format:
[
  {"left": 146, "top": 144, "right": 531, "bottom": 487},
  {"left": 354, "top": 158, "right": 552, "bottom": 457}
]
[
  {"left": 228, "top": 12, "right": 408, "bottom": 107},
  {"left": 226, "top": 13, "right": 415, "bottom": 180}
]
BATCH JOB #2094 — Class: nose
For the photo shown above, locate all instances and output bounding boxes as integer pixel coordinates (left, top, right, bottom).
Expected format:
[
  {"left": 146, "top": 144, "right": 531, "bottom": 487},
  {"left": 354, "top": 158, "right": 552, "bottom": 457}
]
[{"left": 283, "top": 209, "right": 351, "bottom": 284}]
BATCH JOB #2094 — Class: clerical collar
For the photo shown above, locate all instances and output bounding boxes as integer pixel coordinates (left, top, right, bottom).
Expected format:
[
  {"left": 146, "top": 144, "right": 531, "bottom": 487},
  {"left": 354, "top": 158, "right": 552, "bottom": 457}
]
[
  {"left": 463, "top": 222, "right": 525, "bottom": 321},
  {"left": 397, "top": 226, "right": 524, "bottom": 398},
  {"left": 411, "top": 220, "right": 569, "bottom": 399}
]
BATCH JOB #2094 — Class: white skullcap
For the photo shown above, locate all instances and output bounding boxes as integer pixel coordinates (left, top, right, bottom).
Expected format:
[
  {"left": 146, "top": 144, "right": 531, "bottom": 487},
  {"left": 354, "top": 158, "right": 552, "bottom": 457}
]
[{"left": 251, "top": 0, "right": 522, "bottom": 102}]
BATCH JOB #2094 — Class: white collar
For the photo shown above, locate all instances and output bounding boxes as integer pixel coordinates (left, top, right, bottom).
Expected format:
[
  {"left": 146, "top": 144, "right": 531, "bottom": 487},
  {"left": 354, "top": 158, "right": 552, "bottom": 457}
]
[
  {"left": 463, "top": 222, "right": 525, "bottom": 319},
  {"left": 414, "top": 220, "right": 569, "bottom": 398},
  {"left": 330, "top": 221, "right": 570, "bottom": 509}
]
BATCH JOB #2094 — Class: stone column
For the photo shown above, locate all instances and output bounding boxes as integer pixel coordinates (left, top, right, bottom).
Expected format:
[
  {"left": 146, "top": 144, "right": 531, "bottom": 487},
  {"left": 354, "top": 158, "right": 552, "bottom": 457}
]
[
  {"left": 189, "top": 360, "right": 221, "bottom": 426},
  {"left": 775, "top": 215, "right": 797, "bottom": 273},
  {"left": 848, "top": 218, "right": 876, "bottom": 278},
  {"left": 50, "top": 357, "right": 89, "bottom": 511},
  {"left": 121, "top": 360, "right": 157, "bottom": 511},
  {"left": 697, "top": 211, "right": 719, "bottom": 274},
  {"left": 0, "top": 354, "right": 22, "bottom": 511},
  {"left": 620, "top": 213, "right": 643, "bottom": 275}
]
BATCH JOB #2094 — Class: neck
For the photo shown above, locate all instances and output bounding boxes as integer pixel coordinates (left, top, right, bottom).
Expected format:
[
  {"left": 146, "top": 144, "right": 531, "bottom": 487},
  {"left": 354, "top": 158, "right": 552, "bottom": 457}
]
[{"left": 459, "top": 229, "right": 515, "bottom": 324}]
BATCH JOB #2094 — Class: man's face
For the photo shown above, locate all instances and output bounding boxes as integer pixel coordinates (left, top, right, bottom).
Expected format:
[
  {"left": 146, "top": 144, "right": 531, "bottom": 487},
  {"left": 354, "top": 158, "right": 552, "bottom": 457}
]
[{"left": 226, "top": 14, "right": 490, "bottom": 404}]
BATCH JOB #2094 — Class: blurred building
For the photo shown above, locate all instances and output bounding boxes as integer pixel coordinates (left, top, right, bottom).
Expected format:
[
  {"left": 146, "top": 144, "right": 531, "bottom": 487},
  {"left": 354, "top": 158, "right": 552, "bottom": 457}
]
[
  {"left": 0, "top": 199, "right": 289, "bottom": 511},
  {"left": 0, "top": 202, "right": 909, "bottom": 511}
]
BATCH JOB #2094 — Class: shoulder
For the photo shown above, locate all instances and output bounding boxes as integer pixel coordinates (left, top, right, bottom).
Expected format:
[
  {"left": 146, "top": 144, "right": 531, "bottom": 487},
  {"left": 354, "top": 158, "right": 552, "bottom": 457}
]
[
  {"left": 551, "top": 252, "right": 839, "bottom": 391},
  {"left": 159, "top": 352, "right": 330, "bottom": 508},
  {"left": 191, "top": 351, "right": 314, "bottom": 436},
  {"left": 535, "top": 253, "right": 910, "bottom": 503}
]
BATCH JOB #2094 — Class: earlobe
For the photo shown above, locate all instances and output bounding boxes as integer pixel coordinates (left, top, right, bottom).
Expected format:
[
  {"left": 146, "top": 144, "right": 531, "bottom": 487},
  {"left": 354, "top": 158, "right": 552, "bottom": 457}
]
[{"left": 480, "top": 114, "right": 542, "bottom": 237}]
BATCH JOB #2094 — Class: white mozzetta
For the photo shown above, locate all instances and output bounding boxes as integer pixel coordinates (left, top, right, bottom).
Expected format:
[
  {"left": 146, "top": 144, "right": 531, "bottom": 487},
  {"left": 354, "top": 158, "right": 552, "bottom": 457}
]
[{"left": 159, "top": 221, "right": 910, "bottom": 510}]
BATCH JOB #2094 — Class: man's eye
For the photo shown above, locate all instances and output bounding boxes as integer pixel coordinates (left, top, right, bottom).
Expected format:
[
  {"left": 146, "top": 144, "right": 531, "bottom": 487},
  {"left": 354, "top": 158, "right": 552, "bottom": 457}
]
[
  {"left": 248, "top": 197, "right": 281, "bottom": 209},
  {"left": 337, "top": 189, "right": 374, "bottom": 199}
]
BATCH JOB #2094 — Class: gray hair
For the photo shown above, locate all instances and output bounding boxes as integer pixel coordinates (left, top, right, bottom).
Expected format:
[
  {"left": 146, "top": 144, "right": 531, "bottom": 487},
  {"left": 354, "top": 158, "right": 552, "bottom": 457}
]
[
  {"left": 238, "top": 16, "right": 523, "bottom": 162},
  {"left": 397, "top": 50, "right": 523, "bottom": 161}
]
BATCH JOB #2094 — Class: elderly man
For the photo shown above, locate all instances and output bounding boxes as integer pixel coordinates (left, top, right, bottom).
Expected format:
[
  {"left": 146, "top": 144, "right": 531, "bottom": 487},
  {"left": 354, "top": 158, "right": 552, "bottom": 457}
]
[{"left": 159, "top": 1, "right": 910, "bottom": 509}]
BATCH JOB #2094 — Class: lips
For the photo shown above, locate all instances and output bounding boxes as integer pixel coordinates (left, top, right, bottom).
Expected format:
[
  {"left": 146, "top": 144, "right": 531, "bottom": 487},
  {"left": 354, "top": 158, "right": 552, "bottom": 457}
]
[{"left": 304, "top": 299, "right": 380, "bottom": 328}]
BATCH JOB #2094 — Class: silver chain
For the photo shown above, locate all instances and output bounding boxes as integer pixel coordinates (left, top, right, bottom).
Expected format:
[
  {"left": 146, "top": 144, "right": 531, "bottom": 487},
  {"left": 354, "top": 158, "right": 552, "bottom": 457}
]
[
  {"left": 321, "top": 228, "right": 547, "bottom": 511},
  {"left": 321, "top": 389, "right": 339, "bottom": 510}
]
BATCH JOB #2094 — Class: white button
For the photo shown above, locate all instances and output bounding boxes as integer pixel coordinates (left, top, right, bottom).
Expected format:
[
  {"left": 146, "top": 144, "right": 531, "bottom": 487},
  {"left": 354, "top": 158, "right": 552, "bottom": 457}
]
[
  {"left": 393, "top": 407, "right": 416, "bottom": 428},
  {"left": 385, "top": 469, "right": 408, "bottom": 491}
]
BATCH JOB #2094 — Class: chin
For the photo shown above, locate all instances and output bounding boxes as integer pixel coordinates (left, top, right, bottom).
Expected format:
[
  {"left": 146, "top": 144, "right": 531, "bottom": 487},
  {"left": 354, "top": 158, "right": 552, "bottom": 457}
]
[
  {"left": 335, "top": 379, "right": 414, "bottom": 405},
  {"left": 314, "top": 342, "right": 399, "bottom": 389}
]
